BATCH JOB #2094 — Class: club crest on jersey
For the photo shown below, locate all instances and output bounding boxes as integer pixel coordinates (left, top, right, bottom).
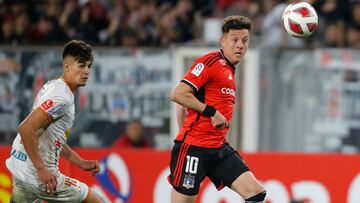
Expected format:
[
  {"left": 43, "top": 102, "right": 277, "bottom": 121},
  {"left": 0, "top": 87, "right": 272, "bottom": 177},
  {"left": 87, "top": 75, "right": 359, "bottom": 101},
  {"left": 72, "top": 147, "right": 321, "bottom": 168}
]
[
  {"left": 191, "top": 63, "right": 204, "bottom": 77},
  {"left": 183, "top": 175, "right": 195, "bottom": 189},
  {"left": 41, "top": 99, "right": 55, "bottom": 110}
]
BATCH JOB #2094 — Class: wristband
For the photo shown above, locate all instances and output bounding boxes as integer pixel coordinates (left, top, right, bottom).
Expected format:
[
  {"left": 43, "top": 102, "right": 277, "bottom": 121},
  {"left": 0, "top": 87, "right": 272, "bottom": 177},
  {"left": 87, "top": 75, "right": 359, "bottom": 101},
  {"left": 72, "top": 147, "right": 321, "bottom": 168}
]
[{"left": 202, "top": 105, "right": 216, "bottom": 117}]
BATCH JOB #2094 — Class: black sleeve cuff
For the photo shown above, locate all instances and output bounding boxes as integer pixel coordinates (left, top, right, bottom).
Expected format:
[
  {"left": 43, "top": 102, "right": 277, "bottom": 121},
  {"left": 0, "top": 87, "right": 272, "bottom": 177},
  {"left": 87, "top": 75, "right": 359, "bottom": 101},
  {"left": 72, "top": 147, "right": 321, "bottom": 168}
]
[
  {"left": 202, "top": 105, "right": 216, "bottom": 117},
  {"left": 181, "top": 80, "right": 197, "bottom": 92}
]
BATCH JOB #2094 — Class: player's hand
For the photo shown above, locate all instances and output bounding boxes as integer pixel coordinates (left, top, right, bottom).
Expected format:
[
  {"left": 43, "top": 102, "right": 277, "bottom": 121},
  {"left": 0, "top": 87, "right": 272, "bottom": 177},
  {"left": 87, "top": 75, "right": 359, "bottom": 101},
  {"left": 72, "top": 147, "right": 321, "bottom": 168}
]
[
  {"left": 80, "top": 160, "right": 100, "bottom": 176},
  {"left": 211, "top": 111, "right": 229, "bottom": 129},
  {"left": 37, "top": 167, "right": 57, "bottom": 194}
]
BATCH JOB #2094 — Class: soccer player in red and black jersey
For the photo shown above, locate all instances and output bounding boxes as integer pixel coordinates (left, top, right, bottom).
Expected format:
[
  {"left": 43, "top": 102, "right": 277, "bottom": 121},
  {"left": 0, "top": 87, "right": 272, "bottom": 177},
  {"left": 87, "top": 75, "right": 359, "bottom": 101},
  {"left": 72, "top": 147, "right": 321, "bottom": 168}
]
[{"left": 168, "top": 16, "right": 266, "bottom": 203}]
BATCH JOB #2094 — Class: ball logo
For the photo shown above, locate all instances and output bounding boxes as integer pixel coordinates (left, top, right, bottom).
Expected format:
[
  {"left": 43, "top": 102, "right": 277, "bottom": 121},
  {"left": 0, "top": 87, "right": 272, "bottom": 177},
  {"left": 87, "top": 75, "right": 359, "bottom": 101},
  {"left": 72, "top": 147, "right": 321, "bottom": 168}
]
[
  {"left": 283, "top": 10, "right": 291, "bottom": 16},
  {"left": 41, "top": 99, "right": 55, "bottom": 110},
  {"left": 94, "top": 153, "right": 132, "bottom": 203}
]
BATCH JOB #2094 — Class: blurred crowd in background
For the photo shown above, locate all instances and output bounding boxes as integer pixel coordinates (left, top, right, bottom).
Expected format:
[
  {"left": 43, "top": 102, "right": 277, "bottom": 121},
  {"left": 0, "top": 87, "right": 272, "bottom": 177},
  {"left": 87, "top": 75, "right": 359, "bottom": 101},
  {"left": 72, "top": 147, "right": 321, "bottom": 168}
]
[{"left": 0, "top": 0, "right": 359, "bottom": 48}]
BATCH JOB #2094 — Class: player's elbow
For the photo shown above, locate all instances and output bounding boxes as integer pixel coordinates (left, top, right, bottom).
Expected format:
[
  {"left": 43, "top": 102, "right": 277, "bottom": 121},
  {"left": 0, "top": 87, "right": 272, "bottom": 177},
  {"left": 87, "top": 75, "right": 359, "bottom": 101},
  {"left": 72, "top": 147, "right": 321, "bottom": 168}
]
[
  {"left": 18, "top": 123, "right": 25, "bottom": 134},
  {"left": 169, "top": 89, "right": 179, "bottom": 102},
  {"left": 18, "top": 123, "right": 27, "bottom": 138},
  {"left": 18, "top": 121, "right": 35, "bottom": 139}
]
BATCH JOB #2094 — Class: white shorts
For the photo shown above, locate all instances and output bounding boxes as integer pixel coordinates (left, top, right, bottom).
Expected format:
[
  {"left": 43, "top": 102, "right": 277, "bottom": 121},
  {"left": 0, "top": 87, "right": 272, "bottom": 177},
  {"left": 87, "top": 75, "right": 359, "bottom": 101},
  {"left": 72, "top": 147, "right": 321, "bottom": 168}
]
[{"left": 10, "top": 174, "right": 89, "bottom": 203}]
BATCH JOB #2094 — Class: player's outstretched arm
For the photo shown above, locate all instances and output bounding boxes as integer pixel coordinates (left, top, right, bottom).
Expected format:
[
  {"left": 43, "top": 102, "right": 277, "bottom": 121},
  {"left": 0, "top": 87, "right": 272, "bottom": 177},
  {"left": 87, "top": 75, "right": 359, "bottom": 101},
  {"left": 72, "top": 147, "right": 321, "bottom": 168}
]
[
  {"left": 60, "top": 144, "right": 100, "bottom": 176},
  {"left": 18, "top": 107, "right": 58, "bottom": 194}
]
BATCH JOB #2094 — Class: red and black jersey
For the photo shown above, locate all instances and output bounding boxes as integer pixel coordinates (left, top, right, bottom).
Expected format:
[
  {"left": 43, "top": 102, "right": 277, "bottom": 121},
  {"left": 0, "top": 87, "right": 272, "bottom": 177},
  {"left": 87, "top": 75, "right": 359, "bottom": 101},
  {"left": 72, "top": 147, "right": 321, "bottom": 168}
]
[{"left": 176, "top": 49, "right": 236, "bottom": 148}]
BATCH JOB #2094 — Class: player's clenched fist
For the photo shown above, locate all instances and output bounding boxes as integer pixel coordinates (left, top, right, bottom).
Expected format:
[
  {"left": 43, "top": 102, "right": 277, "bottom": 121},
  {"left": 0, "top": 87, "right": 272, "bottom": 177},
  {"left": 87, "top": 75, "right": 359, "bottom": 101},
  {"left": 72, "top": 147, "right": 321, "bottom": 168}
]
[
  {"left": 211, "top": 111, "right": 229, "bottom": 129},
  {"left": 80, "top": 160, "right": 100, "bottom": 176}
]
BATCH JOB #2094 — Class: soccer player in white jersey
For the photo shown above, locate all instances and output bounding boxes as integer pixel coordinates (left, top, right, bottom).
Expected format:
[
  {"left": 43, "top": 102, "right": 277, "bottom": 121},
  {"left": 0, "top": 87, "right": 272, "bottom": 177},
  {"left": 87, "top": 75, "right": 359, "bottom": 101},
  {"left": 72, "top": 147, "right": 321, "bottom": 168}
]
[{"left": 6, "top": 40, "right": 103, "bottom": 203}]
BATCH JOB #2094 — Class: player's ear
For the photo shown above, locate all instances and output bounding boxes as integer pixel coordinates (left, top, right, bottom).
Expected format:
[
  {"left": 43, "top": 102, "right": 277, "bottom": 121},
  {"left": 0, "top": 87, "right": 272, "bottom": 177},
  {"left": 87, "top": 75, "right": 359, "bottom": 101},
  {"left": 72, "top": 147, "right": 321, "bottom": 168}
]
[
  {"left": 220, "top": 35, "right": 225, "bottom": 47},
  {"left": 63, "top": 56, "right": 74, "bottom": 72},
  {"left": 63, "top": 62, "right": 69, "bottom": 72}
]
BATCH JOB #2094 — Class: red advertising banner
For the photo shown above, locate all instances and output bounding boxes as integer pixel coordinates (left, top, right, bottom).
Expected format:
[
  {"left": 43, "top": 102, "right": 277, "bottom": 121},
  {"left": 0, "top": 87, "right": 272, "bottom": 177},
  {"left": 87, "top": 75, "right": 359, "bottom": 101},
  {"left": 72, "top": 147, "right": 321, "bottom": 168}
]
[{"left": 1, "top": 146, "right": 360, "bottom": 203}]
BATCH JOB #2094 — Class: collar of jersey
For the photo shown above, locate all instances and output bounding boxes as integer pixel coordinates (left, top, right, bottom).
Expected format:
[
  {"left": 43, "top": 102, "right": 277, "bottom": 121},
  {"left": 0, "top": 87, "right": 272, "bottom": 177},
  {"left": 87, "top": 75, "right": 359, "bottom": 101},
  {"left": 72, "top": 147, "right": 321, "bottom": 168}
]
[
  {"left": 60, "top": 77, "right": 75, "bottom": 94},
  {"left": 218, "top": 49, "right": 236, "bottom": 72}
]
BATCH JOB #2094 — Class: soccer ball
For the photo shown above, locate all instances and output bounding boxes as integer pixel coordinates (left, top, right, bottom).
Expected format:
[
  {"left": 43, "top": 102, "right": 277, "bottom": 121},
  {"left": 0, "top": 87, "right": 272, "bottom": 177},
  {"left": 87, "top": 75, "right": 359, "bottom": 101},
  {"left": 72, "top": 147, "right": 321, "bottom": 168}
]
[{"left": 282, "top": 2, "right": 318, "bottom": 38}]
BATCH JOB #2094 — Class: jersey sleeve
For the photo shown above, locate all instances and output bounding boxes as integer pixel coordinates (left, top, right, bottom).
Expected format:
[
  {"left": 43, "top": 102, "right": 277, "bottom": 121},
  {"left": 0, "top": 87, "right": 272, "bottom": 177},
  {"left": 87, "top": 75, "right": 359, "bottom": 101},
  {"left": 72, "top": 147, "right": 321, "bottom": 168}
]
[
  {"left": 36, "top": 87, "right": 70, "bottom": 121},
  {"left": 181, "top": 60, "right": 215, "bottom": 92}
]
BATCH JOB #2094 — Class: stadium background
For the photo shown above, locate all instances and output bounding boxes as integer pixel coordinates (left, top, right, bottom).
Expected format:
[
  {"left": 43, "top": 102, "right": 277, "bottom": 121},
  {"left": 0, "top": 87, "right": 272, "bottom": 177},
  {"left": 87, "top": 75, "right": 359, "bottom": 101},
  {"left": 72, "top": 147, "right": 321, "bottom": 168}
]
[{"left": 1, "top": 0, "right": 360, "bottom": 202}]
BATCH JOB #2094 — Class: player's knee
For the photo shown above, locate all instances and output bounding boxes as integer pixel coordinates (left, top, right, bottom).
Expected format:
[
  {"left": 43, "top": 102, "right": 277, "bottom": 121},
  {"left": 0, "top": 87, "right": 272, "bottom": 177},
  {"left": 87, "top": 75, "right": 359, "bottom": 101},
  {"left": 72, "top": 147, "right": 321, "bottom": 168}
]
[
  {"left": 244, "top": 190, "right": 267, "bottom": 203},
  {"left": 83, "top": 189, "right": 104, "bottom": 203}
]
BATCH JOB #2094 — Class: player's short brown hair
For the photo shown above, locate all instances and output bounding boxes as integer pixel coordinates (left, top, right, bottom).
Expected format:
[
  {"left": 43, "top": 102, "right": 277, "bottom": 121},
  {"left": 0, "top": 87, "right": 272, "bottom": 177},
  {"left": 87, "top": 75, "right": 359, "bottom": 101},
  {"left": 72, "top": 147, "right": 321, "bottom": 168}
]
[
  {"left": 62, "top": 40, "right": 93, "bottom": 63},
  {"left": 222, "top": 15, "right": 252, "bottom": 34}
]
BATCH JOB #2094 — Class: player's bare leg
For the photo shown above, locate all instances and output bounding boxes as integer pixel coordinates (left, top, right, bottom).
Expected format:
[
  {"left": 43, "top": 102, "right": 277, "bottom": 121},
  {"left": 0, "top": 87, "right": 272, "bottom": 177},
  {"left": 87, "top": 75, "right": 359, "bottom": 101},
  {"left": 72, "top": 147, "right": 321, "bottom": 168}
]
[
  {"left": 231, "top": 171, "right": 266, "bottom": 202},
  {"left": 82, "top": 189, "right": 103, "bottom": 203},
  {"left": 171, "top": 189, "right": 196, "bottom": 203}
]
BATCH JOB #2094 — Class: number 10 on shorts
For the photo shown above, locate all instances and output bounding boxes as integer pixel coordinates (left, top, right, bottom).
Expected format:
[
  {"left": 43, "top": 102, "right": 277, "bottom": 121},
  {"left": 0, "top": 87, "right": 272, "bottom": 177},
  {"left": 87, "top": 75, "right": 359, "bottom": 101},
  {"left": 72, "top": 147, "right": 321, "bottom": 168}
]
[{"left": 185, "top": 156, "right": 199, "bottom": 174}]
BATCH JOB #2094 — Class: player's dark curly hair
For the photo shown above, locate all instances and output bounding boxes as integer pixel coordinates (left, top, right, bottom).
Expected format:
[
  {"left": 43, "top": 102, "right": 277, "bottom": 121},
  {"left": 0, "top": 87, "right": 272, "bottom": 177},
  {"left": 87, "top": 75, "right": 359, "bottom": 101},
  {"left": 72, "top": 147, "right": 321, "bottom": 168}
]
[
  {"left": 62, "top": 40, "right": 93, "bottom": 63},
  {"left": 222, "top": 15, "right": 252, "bottom": 34}
]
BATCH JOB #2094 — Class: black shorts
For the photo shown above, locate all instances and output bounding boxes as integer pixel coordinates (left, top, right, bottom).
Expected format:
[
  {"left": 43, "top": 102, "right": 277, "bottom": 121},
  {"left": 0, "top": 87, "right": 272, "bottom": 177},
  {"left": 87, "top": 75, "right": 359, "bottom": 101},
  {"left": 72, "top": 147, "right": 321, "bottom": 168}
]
[{"left": 168, "top": 140, "right": 250, "bottom": 196}]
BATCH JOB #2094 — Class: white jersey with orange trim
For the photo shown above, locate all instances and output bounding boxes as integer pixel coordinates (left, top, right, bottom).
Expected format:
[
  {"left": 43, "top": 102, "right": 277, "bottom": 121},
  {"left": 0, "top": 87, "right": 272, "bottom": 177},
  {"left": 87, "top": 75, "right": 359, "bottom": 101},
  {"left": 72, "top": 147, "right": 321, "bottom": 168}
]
[{"left": 6, "top": 78, "right": 75, "bottom": 185}]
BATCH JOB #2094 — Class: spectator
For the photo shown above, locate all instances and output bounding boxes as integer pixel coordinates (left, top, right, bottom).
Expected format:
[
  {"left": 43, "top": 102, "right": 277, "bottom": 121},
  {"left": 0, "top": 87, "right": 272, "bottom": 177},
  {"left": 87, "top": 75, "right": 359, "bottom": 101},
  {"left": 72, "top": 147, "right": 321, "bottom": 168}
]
[
  {"left": 0, "top": 18, "right": 15, "bottom": 44},
  {"left": 13, "top": 13, "right": 30, "bottom": 44},
  {"left": 346, "top": 26, "right": 360, "bottom": 48},
  {"left": 119, "top": 27, "right": 139, "bottom": 47},
  {"left": 172, "top": 0, "right": 195, "bottom": 42},
  {"left": 346, "top": 2, "right": 360, "bottom": 48},
  {"left": 259, "top": 0, "right": 305, "bottom": 48},
  {"left": 97, "top": 0, "right": 127, "bottom": 45},
  {"left": 157, "top": 8, "right": 179, "bottom": 46},
  {"left": 59, "top": 0, "right": 83, "bottom": 39},
  {"left": 112, "top": 119, "right": 153, "bottom": 148},
  {"left": 134, "top": 0, "right": 158, "bottom": 45},
  {"left": 27, "top": 15, "right": 67, "bottom": 44},
  {"left": 80, "top": 0, "right": 109, "bottom": 44},
  {"left": 323, "top": 22, "right": 341, "bottom": 47}
]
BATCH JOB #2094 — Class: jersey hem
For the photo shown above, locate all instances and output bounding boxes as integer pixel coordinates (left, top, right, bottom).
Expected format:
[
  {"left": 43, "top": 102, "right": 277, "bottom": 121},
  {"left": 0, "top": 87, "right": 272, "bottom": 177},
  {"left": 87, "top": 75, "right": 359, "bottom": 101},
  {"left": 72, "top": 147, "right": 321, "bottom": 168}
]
[{"left": 175, "top": 139, "right": 224, "bottom": 149}]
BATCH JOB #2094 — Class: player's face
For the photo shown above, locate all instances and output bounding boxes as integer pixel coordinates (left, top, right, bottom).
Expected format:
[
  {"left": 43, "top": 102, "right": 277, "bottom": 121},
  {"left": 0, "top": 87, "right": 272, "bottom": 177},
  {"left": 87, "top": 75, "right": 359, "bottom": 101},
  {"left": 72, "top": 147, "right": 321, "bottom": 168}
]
[
  {"left": 221, "top": 29, "right": 249, "bottom": 65},
  {"left": 64, "top": 57, "right": 92, "bottom": 88}
]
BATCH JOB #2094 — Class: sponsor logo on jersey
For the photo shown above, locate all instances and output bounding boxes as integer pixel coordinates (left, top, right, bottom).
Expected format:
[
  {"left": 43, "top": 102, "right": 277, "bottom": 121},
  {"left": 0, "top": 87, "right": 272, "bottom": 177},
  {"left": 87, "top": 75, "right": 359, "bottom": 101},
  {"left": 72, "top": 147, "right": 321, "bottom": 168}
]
[
  {"left": 221, "top": 87, "right": 235, "bottom": 97},
  {"left": 183, "top": 174, "right": 195, "bottom": 189},
  {"left": 48, "top": 103, "right": 66, "bottom": 116},
  {"left": 191, "top": 63, "right": 204, "bottom": 77},
  {"left": 228, "top": 74, "right": 233, "bottom": 80},
  {"left": 41, "top": 99, "right": 55, "bottom": 110},
  {"left": 10, "top": 148, "right": 27, "bottom": 161}
]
